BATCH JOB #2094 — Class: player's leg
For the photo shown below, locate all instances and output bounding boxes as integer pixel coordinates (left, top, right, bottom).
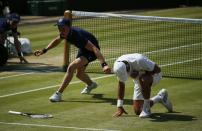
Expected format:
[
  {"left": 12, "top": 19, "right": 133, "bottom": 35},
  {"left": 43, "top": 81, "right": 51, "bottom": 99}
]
[
  {"left": 133, "top": 80, "right": 144, "bottom": 115},
  {"left": 133, "top": 100, "right": 143, "bottom": 115},
  {"left": 138, "top": 74, "right": 153, "bottom": 118},
  {"left": 77, "top": 50, "right": 98, "bottom": 94},
  {"left": 150, "top": 73, "right": 163, "bottom": 105},
  {"left": 133, "top": 73, "right": 172, "bottom": 117},
  {"left": 76, "top": 64, "right": 98, "bottom": 94},
  {"left": 59, "top": 57, "right": 89, "bottom": 93},
  {"left": 157, "top": 88, "right": 173, "bottom": 112},
  {"left": 133, "top": 92, "right": 161, "bottom": 116},
  {"left": 49, "top": 57, "right": 88, "bottom": 102},
  {"left": 76, "top": 65, "right": 92, "bottom": 85},
  {"left": 133, "top": 82, "right": 157, "bottom": 116},
  {"left": 150, "top": 73, "right": 173, "bottom": 112},
  {"left": 139, "top": 74, "right": 153, "bottom": 99},
  {"left": 133, "top": 79, "right": 154, "bottom": 116}
]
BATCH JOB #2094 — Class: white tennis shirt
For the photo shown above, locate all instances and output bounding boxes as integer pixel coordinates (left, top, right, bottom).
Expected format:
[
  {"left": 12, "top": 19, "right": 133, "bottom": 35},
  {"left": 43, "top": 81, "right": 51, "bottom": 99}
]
[{"left": 113, "top": 53, "right": 155, "bottom": 82}]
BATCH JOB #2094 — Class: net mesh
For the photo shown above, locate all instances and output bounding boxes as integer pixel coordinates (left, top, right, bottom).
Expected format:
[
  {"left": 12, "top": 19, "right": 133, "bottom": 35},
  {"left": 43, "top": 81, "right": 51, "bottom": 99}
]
[{"left": 69, "top": 11, "right": 202, "bottom": 79}]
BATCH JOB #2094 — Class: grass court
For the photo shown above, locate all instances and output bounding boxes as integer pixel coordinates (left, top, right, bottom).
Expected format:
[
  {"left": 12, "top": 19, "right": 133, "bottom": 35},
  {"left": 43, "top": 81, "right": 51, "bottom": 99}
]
[{"left": 0, "top": 7, "right": 202, "bottom": 131}]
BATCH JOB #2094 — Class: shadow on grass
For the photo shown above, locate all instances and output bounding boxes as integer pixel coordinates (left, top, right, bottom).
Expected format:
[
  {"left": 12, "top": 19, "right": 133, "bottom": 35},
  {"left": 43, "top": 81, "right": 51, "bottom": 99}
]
[
  {"left": 150, "top": 112, "right": 197, "bottom": 122},
  {"left": 0, "top": 62, "right": 62, "bottom": 73},
  {"left": 63, "top": 94, "right": 197, "bottom": 122},
  {"left": 92, "top": 93, "right": 124, "bottom": 105},
  {"left": 63, "top": 93, "right": 133, "bottom": 106}
]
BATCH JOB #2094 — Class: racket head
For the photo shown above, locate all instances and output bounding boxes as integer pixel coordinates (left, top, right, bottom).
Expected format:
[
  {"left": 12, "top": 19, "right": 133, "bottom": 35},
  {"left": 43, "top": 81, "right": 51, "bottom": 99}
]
[{"left": 30, "top": 114, "right": 53, "bottom": 119}]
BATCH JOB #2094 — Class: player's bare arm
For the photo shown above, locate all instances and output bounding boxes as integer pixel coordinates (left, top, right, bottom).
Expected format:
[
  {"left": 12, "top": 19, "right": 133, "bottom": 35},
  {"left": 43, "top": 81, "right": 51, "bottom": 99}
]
[
  {"left": 146, "top": 64, "right": 161, "bottom": 75},
  {"left": 13, "top": 34, "right": 21, "bottom": 54},
  {"left": 113, "top": 81, "right": 128, "bottom": 117},
  {"left": 34, "top": 36, "right": 63, "bottom": 56},
  {"left": 13, "top": 33, "right": 28, "bottom": 63},
  {"left": 85, "top": 40, "right": 111, "bottom": 74}
]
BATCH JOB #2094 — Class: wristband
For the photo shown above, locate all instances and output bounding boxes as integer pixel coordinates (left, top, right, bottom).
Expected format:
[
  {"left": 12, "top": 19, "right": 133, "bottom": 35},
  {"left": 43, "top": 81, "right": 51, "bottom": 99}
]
[
  {"left": 101, "top": 62, "right": 108, "bottom": 68},
  {"left": 42, "top": 48, "right": 47, "bottom": 53},
  {"left": 117, "top": 99, "right": 123, "bottom": 107}
]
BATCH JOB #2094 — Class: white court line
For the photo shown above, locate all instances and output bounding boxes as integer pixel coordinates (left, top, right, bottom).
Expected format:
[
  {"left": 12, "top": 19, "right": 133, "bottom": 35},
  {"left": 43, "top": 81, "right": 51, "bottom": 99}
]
[
  {"left": 1, "top": 42, "right": 201, "bottom": 80},
  {"left": 0, "top": 74, "right": 114, "bottom": 98},
  {"left": 91, "top": 42, "right": 202, "bottom": 63},
  {"left": 0, "top": 58, "right": 201, "bottom": 131},
  {"left": 160, "top": 57, "right": 202, "bottom": 67},
  {"left": 0, "top": 122, "right": 120, "bottom": 131},
  {"left": 0, "top": 67, "right": 59, "bottom": 80},
  {"left": 144, "top": 42, "right": 201, "bottom": 55},
  {"left": 0, "top": 72, "right": 34, "bottom": 80},
  {"left": 0, "top": 56, "right": 201, "bottom": 99}
]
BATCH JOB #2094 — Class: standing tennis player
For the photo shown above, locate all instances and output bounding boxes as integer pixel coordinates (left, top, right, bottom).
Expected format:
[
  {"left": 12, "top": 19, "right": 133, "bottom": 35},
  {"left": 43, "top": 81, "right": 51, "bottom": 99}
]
[
  {"left": 34, "top": 18, "right": 111, "bottom": 102},
  {"left": 113, "top": 53, "right": 173, "bottom": 118}
]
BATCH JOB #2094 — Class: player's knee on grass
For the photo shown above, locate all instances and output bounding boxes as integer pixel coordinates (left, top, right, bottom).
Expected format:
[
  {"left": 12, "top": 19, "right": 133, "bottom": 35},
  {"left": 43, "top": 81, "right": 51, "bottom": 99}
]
[{"left": 133, "top": 100, "right": 143, "bottom": 115}]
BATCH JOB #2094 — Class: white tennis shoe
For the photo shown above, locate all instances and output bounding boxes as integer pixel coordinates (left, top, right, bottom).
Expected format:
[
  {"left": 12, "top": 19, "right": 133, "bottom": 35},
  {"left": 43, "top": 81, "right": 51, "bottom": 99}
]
[
  {"left": 139, "top": 108, "right": 151, "bottom": 118},
  {"left": 81, "top": 82, "right": 98, "bottom": 94},
  {"left": 139, "top": 101, "right": 151, "bottom": 118},
  {"left": 49, "top": 91, "right": 62, "bottom": 102},
  {"left": 158, "top": 89, "right": 173, "bottom": 112}
]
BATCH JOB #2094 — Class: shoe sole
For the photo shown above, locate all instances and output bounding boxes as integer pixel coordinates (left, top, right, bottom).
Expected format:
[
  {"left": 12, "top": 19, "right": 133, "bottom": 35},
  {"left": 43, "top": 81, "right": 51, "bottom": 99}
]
[
  {"left": 81, "top": 92, "right": 90, "bottom": 94},
  {"left": 139, "top": 114, "right": 151, "bottom": 118},
  {"left": 159, "top": 89, "right": 173, "bottom": 112},
  {"left": 49, "top": 98, "right": 61, "bottom": 102},
  {"left": 164, "top": 100, "right": 173, "bottom": 112}
]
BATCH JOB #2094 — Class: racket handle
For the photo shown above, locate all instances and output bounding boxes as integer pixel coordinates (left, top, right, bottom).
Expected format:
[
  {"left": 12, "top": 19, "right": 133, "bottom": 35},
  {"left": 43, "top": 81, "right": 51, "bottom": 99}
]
[{"left": 8, "top": 110, "right": 22, "bottom": 115}]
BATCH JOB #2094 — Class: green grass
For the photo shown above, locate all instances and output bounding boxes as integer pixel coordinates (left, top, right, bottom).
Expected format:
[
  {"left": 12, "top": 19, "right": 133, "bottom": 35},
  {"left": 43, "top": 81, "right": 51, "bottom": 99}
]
[
  {"left": 0, "top": 7, "right": 202, "bottom": 131},
  {"left": 0, "top": 73, "right": 202, "bottom": 131}
]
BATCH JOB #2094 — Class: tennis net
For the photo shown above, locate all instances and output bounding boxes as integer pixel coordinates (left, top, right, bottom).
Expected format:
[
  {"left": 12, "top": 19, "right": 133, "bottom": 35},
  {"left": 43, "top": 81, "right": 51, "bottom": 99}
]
[{"left": 69, "top": 11, "right": 202, "bottom": 79}]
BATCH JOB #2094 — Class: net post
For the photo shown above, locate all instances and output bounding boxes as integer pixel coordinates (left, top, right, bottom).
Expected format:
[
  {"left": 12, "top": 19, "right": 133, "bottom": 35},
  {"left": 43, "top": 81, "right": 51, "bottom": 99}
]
[{"left": 62, "top": 10, "right": 72, "bottom": 72}]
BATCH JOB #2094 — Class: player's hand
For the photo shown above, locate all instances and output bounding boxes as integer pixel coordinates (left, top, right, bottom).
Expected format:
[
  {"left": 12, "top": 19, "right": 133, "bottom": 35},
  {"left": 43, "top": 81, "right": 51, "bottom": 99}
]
[
  {"left": 19, "top": 56, "right": 28, "bottom": 64},
  {"left": 34, "top": 49, "right": 44, "bottom": 56},
  {"left": 103, "top": 65, "right": 111, "bottom": 74},
  {"left": 113, "top": 107, "right": 128, "bottom": 117}
]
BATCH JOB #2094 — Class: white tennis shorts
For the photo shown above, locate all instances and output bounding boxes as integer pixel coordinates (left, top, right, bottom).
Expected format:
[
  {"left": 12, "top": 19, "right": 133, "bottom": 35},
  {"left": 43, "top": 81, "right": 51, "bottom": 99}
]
[{"left": 133, "top": 73, "right": 162, "bottom": 100}]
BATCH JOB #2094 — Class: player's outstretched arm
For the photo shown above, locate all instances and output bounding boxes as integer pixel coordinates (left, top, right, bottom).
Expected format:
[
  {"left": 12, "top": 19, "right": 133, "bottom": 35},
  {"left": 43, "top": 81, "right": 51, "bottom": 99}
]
[
  {"left": 34, "top": 36, "right": 62, "bottom": 56},
  {"left": 13, "top": 34, "right": 28, "bottom": 63}
]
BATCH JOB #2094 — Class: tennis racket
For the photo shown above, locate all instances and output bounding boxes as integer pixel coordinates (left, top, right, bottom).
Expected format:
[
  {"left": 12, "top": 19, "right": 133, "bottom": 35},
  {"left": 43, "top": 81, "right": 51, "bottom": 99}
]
[{"left": 8, "top": 110, "right": 53, "bottom": 119}]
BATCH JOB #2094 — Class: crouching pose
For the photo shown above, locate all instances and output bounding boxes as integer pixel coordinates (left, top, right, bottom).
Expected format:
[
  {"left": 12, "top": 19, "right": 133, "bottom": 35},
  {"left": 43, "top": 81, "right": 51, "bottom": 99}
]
[
  {"left": 113, "top": 53, "right": 173, "bottom": 118},
  {"left": 34, "top": 18, "right": 111, "bottom": 102}
]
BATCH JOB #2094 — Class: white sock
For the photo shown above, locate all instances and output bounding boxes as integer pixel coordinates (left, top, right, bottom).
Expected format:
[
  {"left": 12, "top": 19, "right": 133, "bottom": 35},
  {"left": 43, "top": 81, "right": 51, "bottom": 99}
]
[
  {"left": 56, "top": 91, "right": 61, "bottom": 96},
  {"left": 150, "top": 95, "right": 161, "bottom": 104},
  {"left": 143, "top": 99, "right": 150, "bottom": 110}
]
